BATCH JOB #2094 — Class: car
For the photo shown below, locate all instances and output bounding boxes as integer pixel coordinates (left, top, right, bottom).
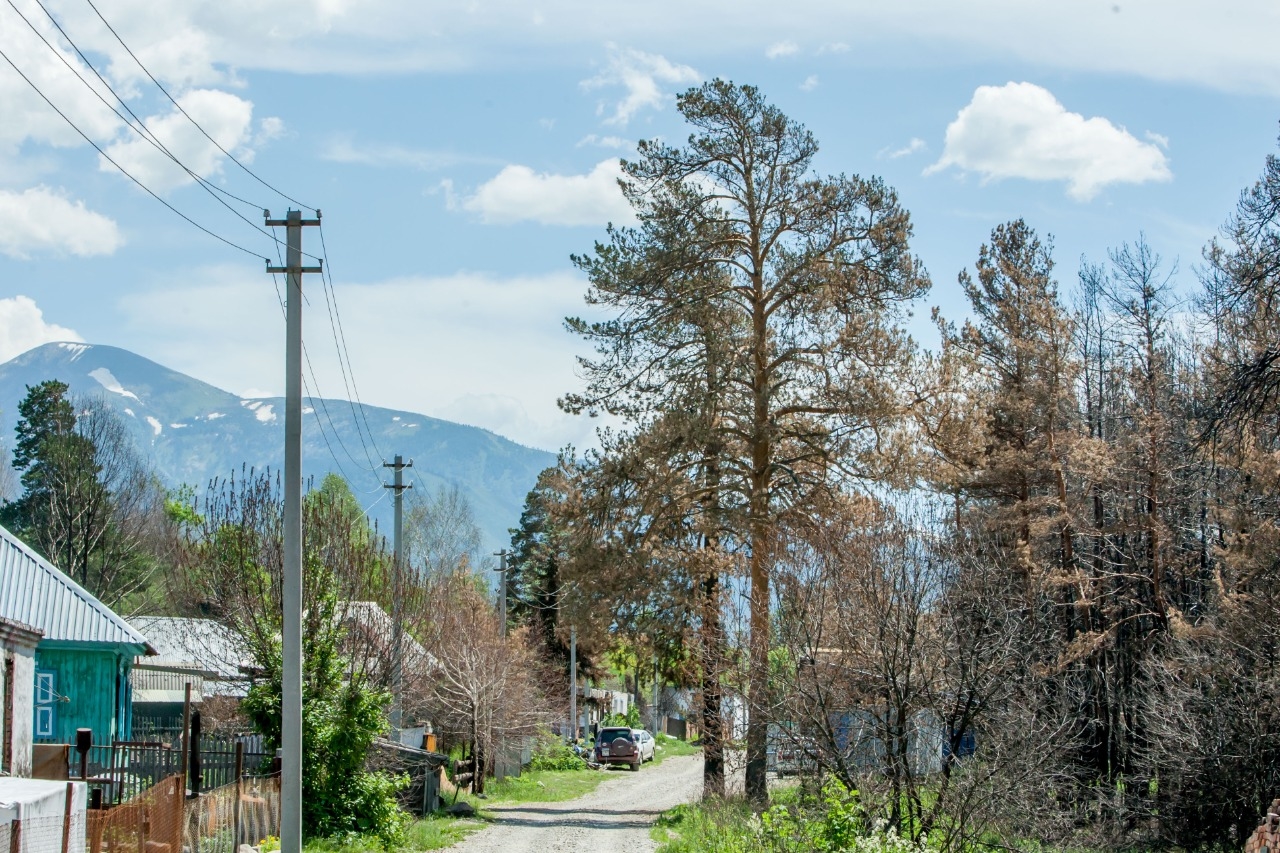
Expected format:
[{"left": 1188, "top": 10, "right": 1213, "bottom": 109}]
[
  {"left": 594, "top": 726, "right": 642, "bottom": 771},
  {"left": 631, "top": 728, "right": 656, "bottom": 763}
]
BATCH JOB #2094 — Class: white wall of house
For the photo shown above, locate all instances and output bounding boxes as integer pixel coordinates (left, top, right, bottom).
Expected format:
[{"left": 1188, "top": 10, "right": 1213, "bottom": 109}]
[{"left": 2, "top": 644, "right": 37, "bottom": 777}]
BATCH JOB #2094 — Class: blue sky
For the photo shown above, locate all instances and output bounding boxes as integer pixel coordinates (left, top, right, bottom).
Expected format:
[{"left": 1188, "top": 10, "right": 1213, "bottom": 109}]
[{"left": 1, "top": 0, "right": 1278, "bottom": 455}]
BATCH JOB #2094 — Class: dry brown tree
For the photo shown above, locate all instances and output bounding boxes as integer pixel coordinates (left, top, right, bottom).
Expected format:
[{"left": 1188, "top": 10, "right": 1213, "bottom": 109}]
[
  {"left": 772, "top": 495, "right": 1074, "bottom": 849},
  {"left": 404, "top": 571, "right": 552, "bottom": 794}
]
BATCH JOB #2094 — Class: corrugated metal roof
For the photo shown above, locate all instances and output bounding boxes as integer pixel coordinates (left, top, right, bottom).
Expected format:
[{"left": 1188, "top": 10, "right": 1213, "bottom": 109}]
[
  {"left": 0, "top": 523, "right": 153, "bottom": 652},
  {"left": 128, "top": 617, "right": 248, "bottom": 684}
]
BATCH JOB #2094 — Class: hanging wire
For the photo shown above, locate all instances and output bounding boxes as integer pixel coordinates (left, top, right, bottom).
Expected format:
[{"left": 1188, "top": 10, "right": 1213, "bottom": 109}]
[
  {"left": 80, "top": 0, "right": 317, "bottom": 212},
  {"left": 7, "top": 0, "right": 324, "bottom": 262},
  {"left": 0, "top": 42, "right": 267, "bottom": 260}
]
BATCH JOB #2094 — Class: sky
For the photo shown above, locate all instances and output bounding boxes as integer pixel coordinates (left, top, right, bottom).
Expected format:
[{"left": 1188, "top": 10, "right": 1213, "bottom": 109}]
[{"left": 1, "top": 0, "right": 1278, "bottom": 460}]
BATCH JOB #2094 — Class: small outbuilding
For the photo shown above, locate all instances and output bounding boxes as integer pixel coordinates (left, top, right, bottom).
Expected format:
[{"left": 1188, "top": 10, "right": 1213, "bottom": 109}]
[{"left": 0, "top": 617, "right": 42, "bottom": 776}]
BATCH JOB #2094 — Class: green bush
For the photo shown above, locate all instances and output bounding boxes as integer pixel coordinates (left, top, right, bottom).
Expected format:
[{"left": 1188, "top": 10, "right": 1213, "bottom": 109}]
[
  {"left": 601, "top": 704, "right": 642, "bottom": 729},
  {"left": 655, "top": 778, "right": 936, "bottom": 853},
  {"left": 527, "top": 739, "right": 586, "bottom": 772},
  {"left": 242, "top": 565, "right": 407, "bottom": 848}
]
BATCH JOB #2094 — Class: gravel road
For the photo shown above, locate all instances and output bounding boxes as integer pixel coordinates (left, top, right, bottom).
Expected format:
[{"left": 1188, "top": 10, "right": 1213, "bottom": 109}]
[{"left": 445, "top": 754, "right": 703, "bottom": 853}]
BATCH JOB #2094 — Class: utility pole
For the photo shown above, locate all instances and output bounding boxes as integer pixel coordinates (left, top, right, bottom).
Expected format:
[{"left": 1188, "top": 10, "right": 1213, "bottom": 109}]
[
  {"left": 265, "top": 208, "right": 321, "bottom": 853},
  {"left": 652, "top": 654, "right": 659, "bottom": 736},
  {"left": 384, "top": 455, "right": 413, "bottom": 734},
  {"left": 569, "top": 625, "right": 577, "bottom": 743},
  {"left": 492, "top": 550, "right": 509, "bottom": 636}
]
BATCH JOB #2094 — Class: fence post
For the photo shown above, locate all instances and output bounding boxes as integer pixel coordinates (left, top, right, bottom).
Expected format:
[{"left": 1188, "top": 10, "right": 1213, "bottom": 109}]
[
  {"left": 61, "top": 782, "right": 73, "bottom": 853},
  {"left": 180, "top": 684, "right": 192, "bottom": 794},
  {"left": 233, "top": 742, "right": 244, "bottom": 848},
  {"left": 10, "top": 819, "right": 20, "bottom": 853}
]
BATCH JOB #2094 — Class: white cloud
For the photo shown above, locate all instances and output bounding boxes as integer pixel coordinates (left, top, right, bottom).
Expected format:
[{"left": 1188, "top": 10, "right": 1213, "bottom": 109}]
[
  {"left": 581, "top": 45, "right": 699, "bottom": 126},
  {"left": 3, "top": 2, "right": 1277, "bottom": 96},
  {"left": 462, "top": 159, "right": 635, "bottom": 227},
  {"left": 879, "top": 138, "right": 927, "bottom": 160},
  {"left": 766, "top": 40, "right": 800, "bottom": 59},
  {"left": 0, "top": 296, "right": 84, "bottom": 362},
  {"left": 321, "top": 137, "right": 493, "bottom": 171},
  {"left": 799, "top": 75, "right": 819, "bottom": 92},
  {"left": 576, "top": 134, "right": 632, "bottom": 149},
  {"left": 117, "top": 267, "right": 607, "bottom": 452},
  {"left": 926, "top": 82, "right": 1172, "bottom": 201},
  {"left": 0, "top": 187, "right": 123, "bottom": 258},
  {"left": 818, "top": 42, "right": 850, "bottom": 55},
  {"left": 100, "top": 89, "right": 255, "bottom": 193}
]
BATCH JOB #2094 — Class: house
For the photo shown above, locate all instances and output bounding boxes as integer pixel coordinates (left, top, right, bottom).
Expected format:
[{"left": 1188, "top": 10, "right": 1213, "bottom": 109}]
[
  {"left": 127, "top": 617, "right": 251, "bottom": 736},
  {"left": 0, "top": 523, "right": 154, "bottom": 746},
  {"left": 0, "top": 617, "right": 42, "bottom": 775}
]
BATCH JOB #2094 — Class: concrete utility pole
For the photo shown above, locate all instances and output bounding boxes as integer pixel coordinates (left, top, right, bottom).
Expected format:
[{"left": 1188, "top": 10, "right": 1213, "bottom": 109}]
[
  {"left": 569, "top": 625, "right": 577, "bottom": 742},
  {"left": 652, "top": 654, "right": 659, "bottom": 736},
  {"left": 384, "top": 455, "right": 413, "bottom": 733},
  {"left": 492, "top": 550, "right": 509, "bottom": 636},
  {"left": 265, "top": 208, "right": 321, "bottom": 853}
]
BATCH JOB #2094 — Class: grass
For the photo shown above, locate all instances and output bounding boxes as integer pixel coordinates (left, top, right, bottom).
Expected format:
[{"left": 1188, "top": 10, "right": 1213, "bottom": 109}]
[
  {"left": 653, "top": 733, "right": 702, "bottom": 766},
  {"left": 650, "top": 799, "right": 758, "bottom": 853},
  {"left": 299, "top": 813, "right": 485, "bottom": 853}
]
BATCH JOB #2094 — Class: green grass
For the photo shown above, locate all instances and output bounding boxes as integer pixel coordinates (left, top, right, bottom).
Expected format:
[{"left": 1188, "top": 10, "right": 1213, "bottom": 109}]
[
  {"left": 652, "top": 733, "right": 702, "bottom": 766},
  {"left": 299, "top": 812, "right": 486, "bottom": 853},
  {"left": 483, "top": 767, "right": 611, "bottom": 804},
  {"left": 650, "top": 799, "right": 758, "bottom": 853}
]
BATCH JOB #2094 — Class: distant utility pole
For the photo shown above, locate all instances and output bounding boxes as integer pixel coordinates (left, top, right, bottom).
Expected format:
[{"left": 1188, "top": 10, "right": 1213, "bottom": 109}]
[
  {"left": 384, "top": 455, "right": 413, "bottom": 733},
  {"left": 488, "top": 548, "right": 509, "bottom": 635},
  {"left": 492, "top": 550, "right": 509, "bottom": 636},
  {"left": 652, "top": 654, "right": 659, "bottom": 736},
  {"left": 569, "top": 625, "right": 577, "bottom": 743},
  {"left": 265, "top": 208, "right": 321, "bottom": 853}
]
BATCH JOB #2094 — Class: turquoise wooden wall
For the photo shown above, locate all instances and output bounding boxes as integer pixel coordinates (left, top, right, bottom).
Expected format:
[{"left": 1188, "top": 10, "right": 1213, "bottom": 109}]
[{"left": 33, "top": 643, "right": 138, "bottom": 745}]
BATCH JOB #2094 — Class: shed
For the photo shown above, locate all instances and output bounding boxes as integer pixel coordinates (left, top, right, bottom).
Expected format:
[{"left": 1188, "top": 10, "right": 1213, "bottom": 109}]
[
  {"left": 126, "top": 617, "right": 250, "bottom": 735},
  {"left": 0, "top": 524, "right": 153, "bottom": 746},
  {"left": 0, "top": 617, "right": 42, "bottom": 776}
]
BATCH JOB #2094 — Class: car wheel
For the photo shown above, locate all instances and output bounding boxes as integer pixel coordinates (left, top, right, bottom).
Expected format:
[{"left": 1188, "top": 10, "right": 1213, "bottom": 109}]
[{"left": 631, "top": 759, "right": 640, "bottom": 772}]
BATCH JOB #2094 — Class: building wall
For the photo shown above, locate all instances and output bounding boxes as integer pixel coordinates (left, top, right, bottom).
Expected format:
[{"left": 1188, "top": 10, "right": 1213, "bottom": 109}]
[
  {"left": 2, "top": 644, "right": 36, "bottom": 776},
  {"left": 33, "top": 645, "right": 132, "bottom": 746}
]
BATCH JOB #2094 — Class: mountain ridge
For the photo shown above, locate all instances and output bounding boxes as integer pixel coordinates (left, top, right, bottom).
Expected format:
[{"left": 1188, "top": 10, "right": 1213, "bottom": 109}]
[{"left": 0, "top": 342, "right": 554, "bottom": 550}]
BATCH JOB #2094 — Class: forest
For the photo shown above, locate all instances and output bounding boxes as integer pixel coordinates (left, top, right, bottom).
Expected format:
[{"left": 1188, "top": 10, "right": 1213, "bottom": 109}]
[{"left": 503, "top": 79, "right": 1280, "bottom": 851}]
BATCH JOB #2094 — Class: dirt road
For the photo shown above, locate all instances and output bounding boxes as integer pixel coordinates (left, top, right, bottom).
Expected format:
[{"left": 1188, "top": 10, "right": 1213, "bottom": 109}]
[{"left": 446, "top": 754, "right": 703, "bottom": 853}]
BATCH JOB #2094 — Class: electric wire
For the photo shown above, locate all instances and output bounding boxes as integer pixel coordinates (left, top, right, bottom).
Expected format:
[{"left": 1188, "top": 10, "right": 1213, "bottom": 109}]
[
  {"left": 270, "top": 226, "right": 383, "bottom": 481},
  {"left": 0, "top": 42, "right": 266, "bottom": 260},
  {"left": 315, "top": 268, "right": 382, "bottom": 474},
  {"left": 317, "top": 221, "right": 389, "bottom": 464},
  {"left": 81, "top": 0, "right": 317, "bottom": 213},
  {"left": 7, "top": 0, "right": 320, "bottom": 263},
  {"left": 268, "top": 240, "right": 384, "bottom": 493}
]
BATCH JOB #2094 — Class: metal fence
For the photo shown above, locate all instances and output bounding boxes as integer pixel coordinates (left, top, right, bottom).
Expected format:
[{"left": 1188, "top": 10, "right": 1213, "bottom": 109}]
[{"left": 45, "top": 736, "right": 271, "bottom": 805}]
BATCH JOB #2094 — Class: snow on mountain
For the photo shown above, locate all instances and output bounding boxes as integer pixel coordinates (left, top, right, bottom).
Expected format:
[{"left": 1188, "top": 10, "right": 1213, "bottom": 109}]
[{"left": 0, "top": 342, "right": 554, "bottom": 549}]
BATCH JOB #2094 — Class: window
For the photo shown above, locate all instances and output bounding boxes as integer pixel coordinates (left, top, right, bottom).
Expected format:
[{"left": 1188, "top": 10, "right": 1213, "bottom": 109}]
[{"left": 34, "top": 669, "right": 56, "bottom": 739}]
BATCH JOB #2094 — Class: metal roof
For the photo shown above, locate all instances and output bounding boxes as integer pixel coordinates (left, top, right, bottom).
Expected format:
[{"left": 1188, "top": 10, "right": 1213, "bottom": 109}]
[
  {"left": 128, "top": 616, "right": 249, "bottom": 695},
  {"left": 0, "top": 523, "right": 154, "bottom": 652}
]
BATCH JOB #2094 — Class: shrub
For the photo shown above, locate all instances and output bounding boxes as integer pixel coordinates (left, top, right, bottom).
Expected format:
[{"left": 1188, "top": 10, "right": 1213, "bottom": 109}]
[{"left": 527, "top": 739, "right": 586, "bottom": 772}]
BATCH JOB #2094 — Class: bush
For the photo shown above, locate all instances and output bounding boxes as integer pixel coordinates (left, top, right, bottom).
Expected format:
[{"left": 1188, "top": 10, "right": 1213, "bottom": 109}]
[
  {"left": 527, "top": 739, "right": 586, "bottom": 772},
  {"left": 654, "top": 778, "right": 936, "bottom": 853}
]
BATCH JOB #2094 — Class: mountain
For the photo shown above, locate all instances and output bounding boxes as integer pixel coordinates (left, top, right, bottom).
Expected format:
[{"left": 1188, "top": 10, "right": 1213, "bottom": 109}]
[{"left": 0, "top": 342, "right": 555, "bottom": 550}]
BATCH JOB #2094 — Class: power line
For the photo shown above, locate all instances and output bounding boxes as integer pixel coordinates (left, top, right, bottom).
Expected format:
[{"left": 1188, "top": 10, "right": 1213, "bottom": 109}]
[
  {"left": 271, "top": 226, "right": 384, "bottom": 479},
  {"left": 16, "top": 0, "right": 262, "bottom": 211},
  {"left": 6, "top": 0, "right": 317, "bottom": 263},
  {"left": 316, "top": 222, "right": 387, "bottom": 465},
  {"left": 269, "top": 251, "right": 383, "bottom": 492},
  {"left": 0, "top": 42, "right": 266, "bottom": 260},
  {"left": 81, "top": 0, "right": 317, "bottom": 213}
]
